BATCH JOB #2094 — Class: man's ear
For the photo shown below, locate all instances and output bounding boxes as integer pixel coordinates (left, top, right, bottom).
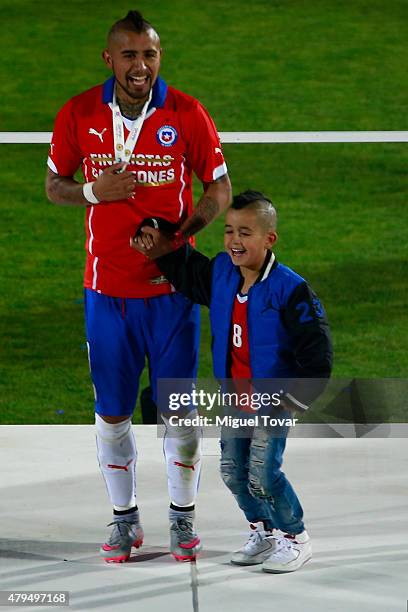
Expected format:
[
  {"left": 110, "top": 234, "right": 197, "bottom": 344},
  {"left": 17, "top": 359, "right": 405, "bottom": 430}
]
[{"left": 102, "top": 49, "right": 112, "bottom": 68}]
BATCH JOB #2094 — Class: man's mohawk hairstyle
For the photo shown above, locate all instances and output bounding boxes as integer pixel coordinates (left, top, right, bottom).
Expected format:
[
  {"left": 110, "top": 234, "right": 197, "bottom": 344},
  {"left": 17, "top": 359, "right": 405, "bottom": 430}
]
[
  {"left": 109, "top": 10, "right": 156, "bottom": 37},
  {"left": 124, "top": 10, "right": 152, "bottom": 30}
]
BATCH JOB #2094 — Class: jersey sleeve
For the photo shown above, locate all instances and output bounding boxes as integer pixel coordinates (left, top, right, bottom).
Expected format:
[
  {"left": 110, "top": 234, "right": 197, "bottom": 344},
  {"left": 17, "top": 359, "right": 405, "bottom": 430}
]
[
  {"left": 182, "top": 101, "right": 227, "bottom": 183},
  {"left": 47, "top": 99, "right": 83, "bottom": 177}
]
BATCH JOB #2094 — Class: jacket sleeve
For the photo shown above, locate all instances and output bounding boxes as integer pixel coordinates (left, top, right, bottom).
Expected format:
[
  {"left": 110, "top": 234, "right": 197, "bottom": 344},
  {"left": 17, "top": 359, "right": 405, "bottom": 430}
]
[
  {"left": 155, "top": 244, "right": 214, "bottom": 307},
  {"left": 281, "top": 281, "right": 333, "bottom": 408}
]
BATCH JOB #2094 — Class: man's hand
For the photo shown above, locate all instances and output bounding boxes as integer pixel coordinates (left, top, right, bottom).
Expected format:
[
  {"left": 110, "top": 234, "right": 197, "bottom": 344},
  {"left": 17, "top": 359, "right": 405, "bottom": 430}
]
[
  {"left": 130, "top": 227, "right": 175, "bottom": 259},
  {"left": 92, "top": 162, "right": 136, "bottom": 202}
]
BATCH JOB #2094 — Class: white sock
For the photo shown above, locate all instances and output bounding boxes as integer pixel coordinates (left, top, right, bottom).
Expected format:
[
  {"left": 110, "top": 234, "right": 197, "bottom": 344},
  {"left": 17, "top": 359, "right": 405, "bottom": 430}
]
[
  {"left": 95, "top": 414, "right": 137, "bottom": 509},
  {"left": 162, "top": 414, "right": 202, "bottom": 507}
]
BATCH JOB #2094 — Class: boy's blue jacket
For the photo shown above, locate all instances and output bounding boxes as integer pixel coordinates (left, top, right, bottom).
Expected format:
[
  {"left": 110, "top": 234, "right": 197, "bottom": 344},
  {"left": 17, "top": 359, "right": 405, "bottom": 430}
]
[{"left": 156, "top": 246, "right": 333, "bottom": 406}]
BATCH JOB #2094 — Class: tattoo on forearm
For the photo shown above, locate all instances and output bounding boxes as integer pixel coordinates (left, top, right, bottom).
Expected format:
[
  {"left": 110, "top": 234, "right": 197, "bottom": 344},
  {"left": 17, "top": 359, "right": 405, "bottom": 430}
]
[
  {"left": 182, "top": 196, "right": 220, "bottom": 238},
  {"left": 46, "top": 171, "right": 86, "bottom": 206}
]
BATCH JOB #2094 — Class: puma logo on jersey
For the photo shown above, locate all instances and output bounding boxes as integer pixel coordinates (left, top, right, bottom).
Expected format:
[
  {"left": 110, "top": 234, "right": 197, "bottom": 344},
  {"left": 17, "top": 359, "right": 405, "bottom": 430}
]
[{"left": 89, "top": 128, "right": 107, "bottom": 142}]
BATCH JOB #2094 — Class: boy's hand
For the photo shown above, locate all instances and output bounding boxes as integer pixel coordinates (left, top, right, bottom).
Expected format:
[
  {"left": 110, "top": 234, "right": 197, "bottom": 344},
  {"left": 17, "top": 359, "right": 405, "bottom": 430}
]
[{"left": 131, "top": 227, "right": 174, "bottom": 259}]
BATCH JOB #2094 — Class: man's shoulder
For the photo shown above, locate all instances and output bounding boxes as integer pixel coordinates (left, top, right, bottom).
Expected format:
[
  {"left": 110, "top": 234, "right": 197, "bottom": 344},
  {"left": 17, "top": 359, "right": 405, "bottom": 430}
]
[
  {"left": 61, "top": 83, "right": 104, "bottom": 113},
  {"left": 165, "top": 85, "right": 201, "bottom": 112}
]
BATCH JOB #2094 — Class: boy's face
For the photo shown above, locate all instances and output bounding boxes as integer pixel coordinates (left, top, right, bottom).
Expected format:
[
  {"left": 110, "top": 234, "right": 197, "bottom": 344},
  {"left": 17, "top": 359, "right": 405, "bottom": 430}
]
[{"left": 224, "top": 208, "right": 277, "bottom": 272}]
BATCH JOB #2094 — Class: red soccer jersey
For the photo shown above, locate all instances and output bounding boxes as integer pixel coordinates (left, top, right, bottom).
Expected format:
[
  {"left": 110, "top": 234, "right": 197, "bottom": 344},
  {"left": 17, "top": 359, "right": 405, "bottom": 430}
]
[
  {"left": 48, "top": 76, "right": 227, "bottom": 298},
  {"left": 230, "top": 293, "right": 252, "bottom": 379},
  {"left": 230, "top": 293, "right": 255, "bottom": 412}
]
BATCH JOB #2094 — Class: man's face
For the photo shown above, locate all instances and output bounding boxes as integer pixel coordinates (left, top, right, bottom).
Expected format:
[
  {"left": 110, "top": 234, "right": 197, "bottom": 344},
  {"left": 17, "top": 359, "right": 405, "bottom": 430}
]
[
  {"left": 224, "top": 208, "right": 277, "bottom": 271},
  {"left": 103, "top": 29, "right": 162, "bottom": 103}
]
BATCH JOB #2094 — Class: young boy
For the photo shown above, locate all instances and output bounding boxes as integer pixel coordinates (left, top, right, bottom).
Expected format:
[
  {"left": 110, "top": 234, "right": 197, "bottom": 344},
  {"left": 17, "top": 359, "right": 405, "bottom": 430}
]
[{"left": 132, "top": 190, "right": 333, "bottom": 573}]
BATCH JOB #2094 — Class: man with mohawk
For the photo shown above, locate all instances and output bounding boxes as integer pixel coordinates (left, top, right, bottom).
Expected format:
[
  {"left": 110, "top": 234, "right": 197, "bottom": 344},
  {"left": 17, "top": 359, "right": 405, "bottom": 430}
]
[{"left": 46, "top": 10, "right": 231, "bottom": 563}]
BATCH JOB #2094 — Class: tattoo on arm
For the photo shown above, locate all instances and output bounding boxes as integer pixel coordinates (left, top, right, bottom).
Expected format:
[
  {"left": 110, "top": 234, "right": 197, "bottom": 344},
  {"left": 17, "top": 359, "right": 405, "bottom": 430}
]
[
  {"left": 45, "top": 169, "right": 87, "bottom": 206},
  {"left": 181, "top": 195, "right": 220, "bottom": 238}
]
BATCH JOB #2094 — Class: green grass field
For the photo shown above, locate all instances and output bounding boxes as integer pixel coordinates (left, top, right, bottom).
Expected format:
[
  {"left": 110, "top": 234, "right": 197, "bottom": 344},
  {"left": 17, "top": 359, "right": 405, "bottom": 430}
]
[{"left": 0, "top": 1, "right": 407, "bottom": 423}]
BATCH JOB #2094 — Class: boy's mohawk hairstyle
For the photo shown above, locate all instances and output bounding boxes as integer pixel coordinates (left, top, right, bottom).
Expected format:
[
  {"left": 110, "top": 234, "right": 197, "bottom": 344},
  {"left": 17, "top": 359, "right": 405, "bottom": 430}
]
[{"left": 232, "top": 190, "right": 273, "bottom": 209}]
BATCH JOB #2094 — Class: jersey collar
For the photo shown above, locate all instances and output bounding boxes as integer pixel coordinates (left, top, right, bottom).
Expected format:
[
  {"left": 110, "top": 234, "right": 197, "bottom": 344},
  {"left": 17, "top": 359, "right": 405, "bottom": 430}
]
[{"left": 102, "top": 75, "right": 168, "bottom": 110}]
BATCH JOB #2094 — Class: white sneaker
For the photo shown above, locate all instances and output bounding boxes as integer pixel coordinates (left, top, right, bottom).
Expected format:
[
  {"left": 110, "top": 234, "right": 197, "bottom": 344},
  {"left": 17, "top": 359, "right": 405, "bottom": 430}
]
[
  {"left": 231, "top": 522, "right": 277, "bottom": 566},
  {"left": 262, "top": 530, "right": 312, "bottom": 573}
]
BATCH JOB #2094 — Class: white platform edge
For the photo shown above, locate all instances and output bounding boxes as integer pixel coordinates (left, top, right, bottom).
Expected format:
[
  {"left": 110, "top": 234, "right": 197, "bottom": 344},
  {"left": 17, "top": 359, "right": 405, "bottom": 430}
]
[{"left": 1, "top": 131, "right": 408, "bottom": 144}]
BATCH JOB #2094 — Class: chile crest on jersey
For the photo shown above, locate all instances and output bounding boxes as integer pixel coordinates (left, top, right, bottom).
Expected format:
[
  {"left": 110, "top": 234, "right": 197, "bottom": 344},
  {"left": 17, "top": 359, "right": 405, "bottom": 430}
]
[{"left": 156, "top": 125, "right": 178, "bottom": 147}]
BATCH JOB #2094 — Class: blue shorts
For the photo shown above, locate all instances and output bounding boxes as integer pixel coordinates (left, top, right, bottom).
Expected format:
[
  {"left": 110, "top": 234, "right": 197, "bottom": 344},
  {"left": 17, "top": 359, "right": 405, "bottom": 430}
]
[{"left": 84, "top": 289, "right": 200, "bottom": 417}]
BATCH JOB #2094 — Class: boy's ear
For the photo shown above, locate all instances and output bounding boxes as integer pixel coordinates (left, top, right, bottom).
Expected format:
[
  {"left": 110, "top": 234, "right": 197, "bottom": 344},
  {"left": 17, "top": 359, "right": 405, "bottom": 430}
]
[{"left": 266, "top": 231, "right": 278, "bottom": 248}]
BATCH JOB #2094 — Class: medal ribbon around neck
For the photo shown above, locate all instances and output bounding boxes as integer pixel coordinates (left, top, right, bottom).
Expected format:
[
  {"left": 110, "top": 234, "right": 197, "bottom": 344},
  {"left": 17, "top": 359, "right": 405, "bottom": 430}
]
[{"left": 112, "top": 86, "right": 153, "bottom": 169}]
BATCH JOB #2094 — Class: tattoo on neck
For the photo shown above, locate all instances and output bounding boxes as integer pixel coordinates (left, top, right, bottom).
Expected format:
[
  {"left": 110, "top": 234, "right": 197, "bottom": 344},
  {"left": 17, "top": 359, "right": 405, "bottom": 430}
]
[
  {"left": 116, "top": 95, "right": 145, "bottom": 120},
  {"left": 182, "top": 196, "right": 220, "bottom": 238}
]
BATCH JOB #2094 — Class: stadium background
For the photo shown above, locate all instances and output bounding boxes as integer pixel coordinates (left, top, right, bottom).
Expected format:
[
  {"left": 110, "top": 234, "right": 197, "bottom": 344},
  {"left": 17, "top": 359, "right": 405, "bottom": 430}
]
[{"left": 0, "top": 0, "right": 406, "bottom": 424}]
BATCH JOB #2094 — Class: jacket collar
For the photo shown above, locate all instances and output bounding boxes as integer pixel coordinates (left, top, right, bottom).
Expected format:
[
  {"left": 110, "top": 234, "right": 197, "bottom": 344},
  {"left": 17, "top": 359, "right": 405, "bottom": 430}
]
[
  {"left": 233, "top": 250, "right": 277, "bottom": 294},
  {"left": 258, "top": 250, "right": 277, "bottom": 282}
]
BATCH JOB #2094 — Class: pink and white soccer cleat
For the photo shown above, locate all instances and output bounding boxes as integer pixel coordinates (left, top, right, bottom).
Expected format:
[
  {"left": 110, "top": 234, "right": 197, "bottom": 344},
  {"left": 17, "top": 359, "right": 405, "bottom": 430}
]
[{"left": 100, "top": 519, "right": 144, "bottom": 563}]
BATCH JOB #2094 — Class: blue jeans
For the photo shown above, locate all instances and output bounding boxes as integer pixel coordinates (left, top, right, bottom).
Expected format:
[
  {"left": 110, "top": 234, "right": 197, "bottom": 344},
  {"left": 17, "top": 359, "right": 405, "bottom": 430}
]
[{"left": 220, "top": 425, "right": 305, "bottom": 534}]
